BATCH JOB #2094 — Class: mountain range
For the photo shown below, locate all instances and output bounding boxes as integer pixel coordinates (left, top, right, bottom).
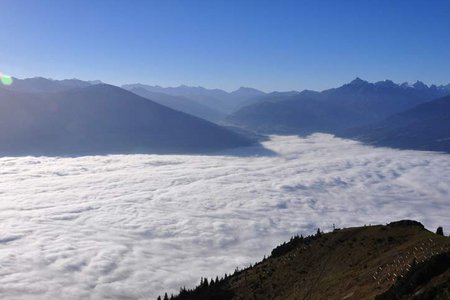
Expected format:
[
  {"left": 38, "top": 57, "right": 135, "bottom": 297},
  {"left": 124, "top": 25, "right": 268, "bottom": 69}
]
[
  {"left": 122, "top": 83, "right": 266, "bottom": 118},
  {"left": 227, "top": 78, "right": 450, "bottom": 136},
  {"left": 0, "top": 79, "right": 254, "bottom": 156},
  {"left": 3, "top": 77, "right": 101, "bottom": 94},
  {"left": 2, "top": 76, "right": 450, "bottom": 155},
  {"left": 123, "top": 86, "right": 226, "bottom": 122},
  {"left": 341, "top": 95, "right": 450, "bottom": 152}
]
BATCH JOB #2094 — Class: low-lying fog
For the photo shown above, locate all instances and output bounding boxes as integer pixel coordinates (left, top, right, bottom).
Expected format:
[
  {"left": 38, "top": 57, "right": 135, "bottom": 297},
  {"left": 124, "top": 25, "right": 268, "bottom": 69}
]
[{"left": 0, "top": 134, "right": 449, "bottom": 299}]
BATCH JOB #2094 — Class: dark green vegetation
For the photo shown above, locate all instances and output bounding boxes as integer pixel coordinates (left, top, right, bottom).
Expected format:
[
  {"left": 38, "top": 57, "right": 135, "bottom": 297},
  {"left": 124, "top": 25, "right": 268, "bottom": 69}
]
[{"left": 159, "top": 221, "right": 450, "bottom": 300}]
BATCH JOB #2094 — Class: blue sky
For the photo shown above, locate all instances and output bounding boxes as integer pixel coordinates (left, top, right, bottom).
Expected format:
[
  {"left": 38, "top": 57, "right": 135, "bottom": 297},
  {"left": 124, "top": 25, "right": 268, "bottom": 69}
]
[{"left": 1, "top": 0, "right": 449, "bottom": 91}]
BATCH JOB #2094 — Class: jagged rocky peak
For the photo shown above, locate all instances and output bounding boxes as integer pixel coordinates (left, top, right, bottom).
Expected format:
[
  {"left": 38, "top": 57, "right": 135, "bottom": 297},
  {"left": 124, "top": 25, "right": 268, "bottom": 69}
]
[
  {"left": 348, "top": 77, "right": 369, "bottom": 87},
  {"left": 412, "top": 80, "right": 428, "bottom": 89},
  {"left": 400, "top": 82, "right": 411, "bottom": 88},
  {"left": 375, "top": 80, "right": 398, "bottom": 88}
]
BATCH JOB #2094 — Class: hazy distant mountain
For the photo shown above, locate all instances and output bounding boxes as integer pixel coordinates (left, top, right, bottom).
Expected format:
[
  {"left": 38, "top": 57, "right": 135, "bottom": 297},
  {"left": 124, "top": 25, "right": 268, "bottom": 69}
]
[
  {"left": 0, "top": 84, "right": 253, "bottom": 156},
  {"left": 228, "top": 87, "right": 267, "bottom": 107},
  {"left": 342, "top": 95, "right": 450, "bottom": 153},
  {"left": 127, "top": 86, "right": 225, "bottom": 122},
  {"left": 3, "top": 77, "right": 101, "bottom": 94},
  {"left": 227, "top": 78, "right": 450, "bottom": 135},
  {"left": 122, "top": 84, "right": 266, "bottom": 113},
  {"left": 238, "top": 90, "right": 303, "bottom": 105}
]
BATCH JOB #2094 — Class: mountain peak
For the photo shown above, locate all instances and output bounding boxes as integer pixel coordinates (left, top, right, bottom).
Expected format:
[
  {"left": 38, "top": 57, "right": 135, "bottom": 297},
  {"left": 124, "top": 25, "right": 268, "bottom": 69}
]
[
  {"left": 413, "top": 80, "right": 428, "bottom": 89},
  {"left": 231, "top": 87, "right": 265, "bottom": 96},
  {"left": 235, "top": 87, "right": 256, "bottom": 92},
  {"left": 349, "top": 77, "right": 369, "bottom": 86},
  {"left": 400, "top": 82, "right": 411, "bottom": 88},
  {"left": 375, "top": 80, "right": 398, "bottom": 88}
]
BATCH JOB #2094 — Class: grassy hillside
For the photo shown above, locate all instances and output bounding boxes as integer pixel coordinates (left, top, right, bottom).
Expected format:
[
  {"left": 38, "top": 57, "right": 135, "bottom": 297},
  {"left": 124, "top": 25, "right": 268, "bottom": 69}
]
[{"left": 159, "top": 221, "right": 450, "bottom": 300}]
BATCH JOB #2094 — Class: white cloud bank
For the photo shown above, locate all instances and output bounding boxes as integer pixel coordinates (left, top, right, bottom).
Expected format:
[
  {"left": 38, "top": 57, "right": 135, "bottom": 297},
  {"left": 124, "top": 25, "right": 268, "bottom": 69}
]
[{"left": 0, "top": 134, "right": 449, "bottom": 299}]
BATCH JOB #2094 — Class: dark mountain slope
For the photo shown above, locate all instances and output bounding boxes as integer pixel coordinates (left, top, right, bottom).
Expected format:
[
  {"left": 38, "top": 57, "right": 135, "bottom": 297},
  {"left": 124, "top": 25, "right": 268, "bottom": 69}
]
[
  {"left": 375, "top": 251, "right": 450, "bottom": 300},
  {"left": 0, "top": 84, "right": 253, "bottom": 156},
  {"left": 342, "top": 95, "right": 450, "bottom": 153},
  {"left": 227, "top": 79, "right": 450, "bottom": 135},
  {"left": 227, "top": 94, "right": 363, "bottom": 134},
  {"left": 161, "top": 221, "right": 450, "bottom": 300},
  {"left": 127, "top": 86, "right": 225, "bottom": 122},
  {"left": 320, "top": 79, "right": 446, "bottom": 121}
]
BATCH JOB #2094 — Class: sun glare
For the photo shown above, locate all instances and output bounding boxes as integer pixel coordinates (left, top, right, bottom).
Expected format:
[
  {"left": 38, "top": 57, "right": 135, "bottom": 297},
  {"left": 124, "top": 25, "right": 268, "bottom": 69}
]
[{"left": 0, "top": 73, "right": 13, "bottom": 86}]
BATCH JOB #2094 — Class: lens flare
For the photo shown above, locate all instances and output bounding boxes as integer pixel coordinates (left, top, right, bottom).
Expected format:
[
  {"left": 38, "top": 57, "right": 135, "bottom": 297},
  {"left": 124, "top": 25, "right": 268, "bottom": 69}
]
[{"left": 0, "top": 74, "right": 13, "bottom": 86}]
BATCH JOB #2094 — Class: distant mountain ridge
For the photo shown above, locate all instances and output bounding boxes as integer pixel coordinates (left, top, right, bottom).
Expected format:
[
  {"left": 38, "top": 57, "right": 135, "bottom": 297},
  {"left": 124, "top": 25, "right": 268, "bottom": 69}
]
[
  {"left": 122, "top": 83, "right": 266, "bottom": 114},
  {"left": 227, "top": 78, "right": 450, "bottom": 135},
  {"left": 0, "top": 84, "right": 254, "bottom": 156},
  {"left": 4, "top": 76, "right": 450, "bottom": 154},
  {"left": 341, "top": 95, "right": 450, "bottom": 153},
  {"left": 4, "top": 77, "right": 102, "bottom": 94},
  {"left": 126, "top": 86, "right": 225, "bottom": 122}
]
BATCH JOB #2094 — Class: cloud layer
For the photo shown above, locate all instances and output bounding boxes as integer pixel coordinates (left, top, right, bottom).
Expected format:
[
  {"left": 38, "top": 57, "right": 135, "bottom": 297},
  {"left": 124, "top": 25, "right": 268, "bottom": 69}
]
[{"left": 0, "top": 134, "right": 449, "bottom": 299}]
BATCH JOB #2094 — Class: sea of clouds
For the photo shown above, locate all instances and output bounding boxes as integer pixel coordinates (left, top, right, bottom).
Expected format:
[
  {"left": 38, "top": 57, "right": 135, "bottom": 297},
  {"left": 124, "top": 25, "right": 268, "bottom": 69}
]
[{"left": 0, "top": 134, "right": 449, "bottom": 299}]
